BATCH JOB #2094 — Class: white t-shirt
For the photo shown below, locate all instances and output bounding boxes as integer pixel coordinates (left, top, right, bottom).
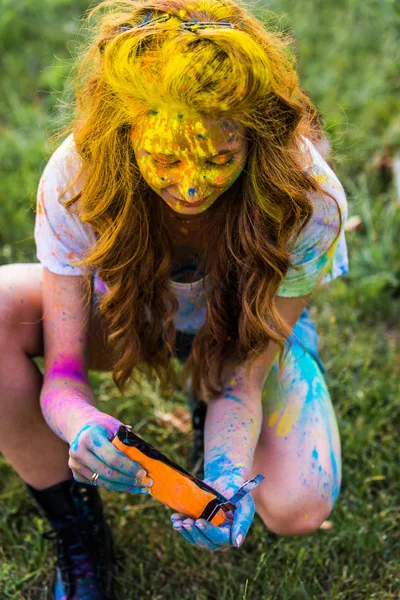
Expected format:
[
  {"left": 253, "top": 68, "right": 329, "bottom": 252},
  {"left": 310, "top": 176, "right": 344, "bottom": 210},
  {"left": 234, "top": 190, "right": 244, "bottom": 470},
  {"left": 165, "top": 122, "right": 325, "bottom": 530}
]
[{"left": 35, "top": 135, "right": 348, "bottom": 334}]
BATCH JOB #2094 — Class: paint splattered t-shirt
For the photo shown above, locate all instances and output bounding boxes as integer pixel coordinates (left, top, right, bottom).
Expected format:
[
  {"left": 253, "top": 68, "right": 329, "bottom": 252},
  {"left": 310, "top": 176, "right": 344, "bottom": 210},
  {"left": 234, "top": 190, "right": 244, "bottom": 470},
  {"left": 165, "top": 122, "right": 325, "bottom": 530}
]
[
  {"left": 277, "top": 137, "right": 349, "bottom": 297},
  {"left": 35, "top": 135, "right": 348, "bottom": 334}
]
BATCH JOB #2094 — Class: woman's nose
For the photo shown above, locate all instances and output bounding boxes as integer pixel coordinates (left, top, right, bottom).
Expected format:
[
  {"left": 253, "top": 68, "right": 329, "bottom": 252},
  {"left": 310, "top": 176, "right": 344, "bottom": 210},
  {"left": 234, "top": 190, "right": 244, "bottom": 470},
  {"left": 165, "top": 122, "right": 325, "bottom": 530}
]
[
  {"left": 176, "top": 180, "right": 210, "bottom": 203},
  {"left": 183, "top": 187, "right": 207, "bottom": 203}
]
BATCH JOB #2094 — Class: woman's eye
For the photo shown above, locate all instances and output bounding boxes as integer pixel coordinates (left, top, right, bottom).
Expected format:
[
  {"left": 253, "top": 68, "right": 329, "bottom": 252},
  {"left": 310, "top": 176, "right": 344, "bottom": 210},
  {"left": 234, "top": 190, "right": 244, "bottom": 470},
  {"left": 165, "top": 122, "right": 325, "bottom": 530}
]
[
  {"left": 153, "top": 159, "right": 180, "bottom": 168},
  {"left": 210, "top": 157, "right": 235, "bottom": 168},
  {"left": 153, "top": 157, "right": 235, "bottom": 168}
]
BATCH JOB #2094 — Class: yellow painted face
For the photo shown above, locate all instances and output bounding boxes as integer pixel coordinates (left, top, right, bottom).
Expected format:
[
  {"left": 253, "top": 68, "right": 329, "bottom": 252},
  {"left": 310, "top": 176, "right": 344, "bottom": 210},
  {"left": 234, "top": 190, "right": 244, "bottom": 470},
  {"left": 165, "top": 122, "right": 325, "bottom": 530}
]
[{"left": 131, "top": 109, "right": 248, "bottom": 216}]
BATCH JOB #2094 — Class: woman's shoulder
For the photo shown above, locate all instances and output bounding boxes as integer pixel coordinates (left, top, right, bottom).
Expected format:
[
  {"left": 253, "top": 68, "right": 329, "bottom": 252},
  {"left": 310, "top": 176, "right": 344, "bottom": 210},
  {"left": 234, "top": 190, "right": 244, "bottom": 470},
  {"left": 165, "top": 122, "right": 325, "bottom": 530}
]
[
  {"left": 35, "top": 135, "right": 95, "bottom": 273},
  {"left": 278, "top": 137, "right": 349, "bottom": 296},
  {"left": 41, "top": 134, "right": 83, "bottom": 196},
  {"left": 47, "top": 133, "right": 79, "bottom": 164},
  {"left": 299, "top": 136, "right": 331, "bottom": 171},
  {"left": 300, "top": 137, "right": 342, "bottom": 185},
  {"left": 299, "top": 136, "right": 347, "bottom": 215}
]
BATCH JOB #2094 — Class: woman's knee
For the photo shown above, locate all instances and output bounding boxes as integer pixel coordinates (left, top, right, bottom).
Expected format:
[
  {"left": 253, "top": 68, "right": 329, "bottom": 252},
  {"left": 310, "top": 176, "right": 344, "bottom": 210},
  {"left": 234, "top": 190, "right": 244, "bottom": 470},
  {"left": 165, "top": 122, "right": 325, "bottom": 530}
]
[
  {"left": 256, "top": 491, "right": 334, "bottom": 536},
  {"left": 0, "top": 263, "right": 43, "bottom": 356}
]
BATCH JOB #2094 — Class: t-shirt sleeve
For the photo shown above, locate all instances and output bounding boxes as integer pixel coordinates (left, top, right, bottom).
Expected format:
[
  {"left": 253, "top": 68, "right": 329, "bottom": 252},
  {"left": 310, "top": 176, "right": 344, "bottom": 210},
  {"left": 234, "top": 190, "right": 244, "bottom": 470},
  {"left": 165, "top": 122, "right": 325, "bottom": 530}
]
[
  {"left": 277, "top": 138, "right": 349, "bottom": 298},
  {"left": 34, "top": 135, "right": 95, "bottom": 276}
]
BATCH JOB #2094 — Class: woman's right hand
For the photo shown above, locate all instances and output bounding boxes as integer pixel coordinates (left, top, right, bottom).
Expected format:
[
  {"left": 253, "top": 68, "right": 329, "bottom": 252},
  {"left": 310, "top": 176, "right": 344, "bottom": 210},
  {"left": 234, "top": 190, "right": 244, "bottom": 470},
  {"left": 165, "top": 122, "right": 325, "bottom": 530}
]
[{"left": 67, "top": 412, "right": 153, "bottom": 494}]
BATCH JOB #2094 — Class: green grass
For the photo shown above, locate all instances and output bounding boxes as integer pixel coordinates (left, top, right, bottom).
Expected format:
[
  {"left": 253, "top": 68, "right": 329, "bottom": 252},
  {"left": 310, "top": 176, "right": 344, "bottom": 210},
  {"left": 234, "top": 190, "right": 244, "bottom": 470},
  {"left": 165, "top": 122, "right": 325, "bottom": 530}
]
[{"left": 1, "top": 0, "right": 400, "bottom": 598}]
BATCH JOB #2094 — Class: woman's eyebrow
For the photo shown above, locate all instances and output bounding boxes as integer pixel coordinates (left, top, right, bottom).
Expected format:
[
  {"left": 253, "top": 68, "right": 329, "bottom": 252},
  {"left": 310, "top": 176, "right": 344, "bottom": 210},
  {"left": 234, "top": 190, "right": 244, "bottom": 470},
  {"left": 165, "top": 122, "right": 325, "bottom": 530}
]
[
  {"left": 211, "top": 148, "right": 239, "bottom": 156},
  {"left": 147, "top": 147, "right": 241, "bottom": 158}
]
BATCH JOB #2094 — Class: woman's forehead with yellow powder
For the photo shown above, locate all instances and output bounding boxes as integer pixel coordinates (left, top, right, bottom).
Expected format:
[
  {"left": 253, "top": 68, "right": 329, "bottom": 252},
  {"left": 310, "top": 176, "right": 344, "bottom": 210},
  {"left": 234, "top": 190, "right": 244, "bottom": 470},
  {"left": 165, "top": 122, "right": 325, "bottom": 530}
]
[{"left": 131, "top": 109, "right": 245, "bottom": 158}]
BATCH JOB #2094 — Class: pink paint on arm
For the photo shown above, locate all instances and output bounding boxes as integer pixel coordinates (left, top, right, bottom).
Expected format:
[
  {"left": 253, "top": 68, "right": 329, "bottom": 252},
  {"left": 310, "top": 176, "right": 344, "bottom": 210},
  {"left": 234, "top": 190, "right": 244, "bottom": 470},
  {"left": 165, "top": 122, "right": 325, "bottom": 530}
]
[
  {"left": 41, "top": 354, "right": 98, "bottom": 443},
  {"left": 45, "top": 355, "right": 88, "bottom": 384}
]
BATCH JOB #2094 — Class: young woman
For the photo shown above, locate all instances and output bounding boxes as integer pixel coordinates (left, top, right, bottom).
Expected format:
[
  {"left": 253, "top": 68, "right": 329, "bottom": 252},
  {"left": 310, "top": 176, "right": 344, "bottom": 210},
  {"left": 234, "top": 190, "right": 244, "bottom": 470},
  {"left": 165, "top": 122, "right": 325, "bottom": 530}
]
[{"left": 0, "top": 0, "right": 348, "bottom": 598}]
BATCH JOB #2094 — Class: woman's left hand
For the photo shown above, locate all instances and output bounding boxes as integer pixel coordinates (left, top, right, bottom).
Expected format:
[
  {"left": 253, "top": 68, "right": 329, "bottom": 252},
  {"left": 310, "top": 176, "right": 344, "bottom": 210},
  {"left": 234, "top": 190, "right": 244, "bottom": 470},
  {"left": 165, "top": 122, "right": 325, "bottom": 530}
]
[{"left": 170, "top": 476, "right": 255, "bottom": 551}]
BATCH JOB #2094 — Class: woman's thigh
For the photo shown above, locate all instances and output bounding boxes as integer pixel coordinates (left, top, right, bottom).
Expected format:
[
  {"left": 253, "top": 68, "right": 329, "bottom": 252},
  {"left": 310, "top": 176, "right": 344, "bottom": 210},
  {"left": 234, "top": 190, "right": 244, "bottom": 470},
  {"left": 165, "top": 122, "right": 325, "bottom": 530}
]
[
  {"left": 250, "top": 342, "right": 341, "bottom": 531},
  {"left": 0, "top": 263, "right": 114, "bottom": 371}
]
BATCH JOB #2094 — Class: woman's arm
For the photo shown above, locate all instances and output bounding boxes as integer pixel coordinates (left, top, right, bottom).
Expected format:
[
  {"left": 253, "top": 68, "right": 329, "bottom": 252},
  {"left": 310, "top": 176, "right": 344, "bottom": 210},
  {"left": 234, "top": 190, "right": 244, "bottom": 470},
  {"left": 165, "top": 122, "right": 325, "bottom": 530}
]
[
  {"left": 203, "top": 294, "right": 311, "bottom": 491},
  {"left": 40, "top": 267, "right": 105, "bottom": 443},
  {"left": 40, "top": 267, "right": 151, "bottom": 494},
  {"left": 171, "top": 295, "right": 311, "bottom": 550}
]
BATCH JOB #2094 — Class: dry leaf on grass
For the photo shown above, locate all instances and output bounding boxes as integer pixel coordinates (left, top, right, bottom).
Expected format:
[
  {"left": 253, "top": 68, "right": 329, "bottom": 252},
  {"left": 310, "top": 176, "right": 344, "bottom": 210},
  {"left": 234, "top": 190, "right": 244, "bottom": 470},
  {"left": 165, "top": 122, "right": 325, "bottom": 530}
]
[
  {"left": 344, "top": 215, "right": 363, "bottom": 232},
  {"left": 319, "top": 520, "right": 334, "bottom": 530},
  {"left": 155, "top": 407, "right": 191, "bottom": 433}
]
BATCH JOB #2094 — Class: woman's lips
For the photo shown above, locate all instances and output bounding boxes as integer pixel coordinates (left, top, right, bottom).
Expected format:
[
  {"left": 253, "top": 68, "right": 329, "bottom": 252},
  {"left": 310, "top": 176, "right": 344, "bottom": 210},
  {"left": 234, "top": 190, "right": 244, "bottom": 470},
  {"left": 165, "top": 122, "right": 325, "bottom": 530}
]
[{"left": 171, "top": 195, "right": 210, "bottom": 207}]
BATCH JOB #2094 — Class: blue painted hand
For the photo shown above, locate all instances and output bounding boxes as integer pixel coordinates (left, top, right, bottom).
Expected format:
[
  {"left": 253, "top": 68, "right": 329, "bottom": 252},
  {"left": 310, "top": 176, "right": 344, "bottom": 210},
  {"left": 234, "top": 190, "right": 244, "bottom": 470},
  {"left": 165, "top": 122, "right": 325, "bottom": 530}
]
[
  {"left": 68, "top": 415, "right": 153, "bottom": 495},
  {"left": 170, "top": 477, "right": 256, "bottom": 551}
]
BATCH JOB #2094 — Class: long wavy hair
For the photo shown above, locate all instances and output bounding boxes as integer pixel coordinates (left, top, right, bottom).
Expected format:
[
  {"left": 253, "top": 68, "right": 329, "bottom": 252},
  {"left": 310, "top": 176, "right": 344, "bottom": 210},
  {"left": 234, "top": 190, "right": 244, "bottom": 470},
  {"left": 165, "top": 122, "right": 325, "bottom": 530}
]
[{"left": 59, "top": 0, "right": 339, "bottom": 400}]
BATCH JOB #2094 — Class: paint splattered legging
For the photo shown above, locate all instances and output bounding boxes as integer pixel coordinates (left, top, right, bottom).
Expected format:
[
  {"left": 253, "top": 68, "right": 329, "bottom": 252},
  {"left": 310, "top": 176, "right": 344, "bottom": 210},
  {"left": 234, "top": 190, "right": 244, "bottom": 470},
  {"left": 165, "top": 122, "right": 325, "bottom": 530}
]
[
  {"left": 178, "top": 310, "right": 342, "bottom": 511},
  {"left": 258, "top": 336, "right": 341, "bottom": 511}
]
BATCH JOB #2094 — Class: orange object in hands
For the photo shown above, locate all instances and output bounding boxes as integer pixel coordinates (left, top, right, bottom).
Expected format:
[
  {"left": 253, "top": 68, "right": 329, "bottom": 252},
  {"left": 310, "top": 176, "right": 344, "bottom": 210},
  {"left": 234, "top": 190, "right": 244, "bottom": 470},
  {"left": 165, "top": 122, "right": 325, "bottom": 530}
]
[
  {"left": 111, "top": 426, "right": 264, "bottom": 526},
  {"left": 111, "top": 425, "right": 231, "bottom": 525}
]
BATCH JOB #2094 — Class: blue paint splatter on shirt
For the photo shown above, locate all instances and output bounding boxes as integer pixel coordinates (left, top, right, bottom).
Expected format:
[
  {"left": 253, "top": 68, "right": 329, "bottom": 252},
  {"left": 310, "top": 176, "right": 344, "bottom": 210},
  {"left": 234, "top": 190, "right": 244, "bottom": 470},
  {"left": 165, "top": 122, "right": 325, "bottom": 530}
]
[{"left": 225, "top": 394, "right": 243, "bottom": 403}]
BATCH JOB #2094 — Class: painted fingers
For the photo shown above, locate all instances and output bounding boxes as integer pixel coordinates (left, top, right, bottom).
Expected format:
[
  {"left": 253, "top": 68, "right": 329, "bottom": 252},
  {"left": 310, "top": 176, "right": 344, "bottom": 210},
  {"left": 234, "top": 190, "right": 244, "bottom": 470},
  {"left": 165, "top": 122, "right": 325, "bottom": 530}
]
[
  {"left": 230, "top": 493, "right": 255, "bottom": 547},
  {"left": 170, "top": 493, "right": 255, "bottom": 552},
  {"left": 171, "top": 514, "right": 231, "bottom": 551},
  {"left": 69, "top": 454, "right": 153, "bottom": 493},
  {"left": 68, "top": 421, "right": 153, "bottom": 494}
]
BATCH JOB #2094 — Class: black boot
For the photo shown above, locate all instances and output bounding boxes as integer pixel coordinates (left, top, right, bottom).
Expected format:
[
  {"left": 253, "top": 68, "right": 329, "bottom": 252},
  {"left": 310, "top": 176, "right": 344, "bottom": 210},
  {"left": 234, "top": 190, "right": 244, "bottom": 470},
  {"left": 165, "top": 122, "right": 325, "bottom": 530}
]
[
  {"left": 25, "top": 478, "right": 114, "bottom": 600},
  {"left": 175, "top": 333, "right": 207, "bottom": 480},
  {"left": 190, "top": 399, "right": 207, "bottom": 479}
]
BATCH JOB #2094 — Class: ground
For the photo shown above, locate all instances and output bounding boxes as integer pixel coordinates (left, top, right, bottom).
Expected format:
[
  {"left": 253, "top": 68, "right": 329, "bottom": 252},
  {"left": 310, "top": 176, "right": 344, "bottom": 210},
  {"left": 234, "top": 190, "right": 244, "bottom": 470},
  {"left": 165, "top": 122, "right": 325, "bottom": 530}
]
[{"left": 0, "top": 0, "right": 399, "bottom": 598}]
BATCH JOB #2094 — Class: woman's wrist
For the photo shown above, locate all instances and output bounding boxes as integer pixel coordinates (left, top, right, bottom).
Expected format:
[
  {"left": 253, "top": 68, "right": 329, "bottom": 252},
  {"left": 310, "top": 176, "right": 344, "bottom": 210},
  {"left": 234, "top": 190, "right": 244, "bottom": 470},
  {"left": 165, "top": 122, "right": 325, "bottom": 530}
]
[
  {"left": 64, "top": 406, "right": 107, "bottom": 444},
  {"left": 204, "top": 459, "right": 249, "bottom": 497},
  {"left": 204, "top": 475, "right": 246, "bottom": 499},
  {"left": 40, "top": 379, "right": 99, "bottom": 444}
]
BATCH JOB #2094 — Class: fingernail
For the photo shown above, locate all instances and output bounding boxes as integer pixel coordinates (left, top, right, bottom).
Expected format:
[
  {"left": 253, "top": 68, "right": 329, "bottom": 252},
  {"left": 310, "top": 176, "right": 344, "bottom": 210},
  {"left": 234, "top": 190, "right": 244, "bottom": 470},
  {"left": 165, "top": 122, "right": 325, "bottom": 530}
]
[
  {"left": 235, "top": 534, "right": 244, "bottom": 547},
  {"left": 142, "top": 477, "right": 154, "bottom": 487},
  {"left": 137, "top": 469, "right": 147, "bottom": 478},
  {"left": 196, "top": 522, "right": 205, "bottom": 529},
  {"left": 173, "top": 523, "right": 182, "bottom": 529}
]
